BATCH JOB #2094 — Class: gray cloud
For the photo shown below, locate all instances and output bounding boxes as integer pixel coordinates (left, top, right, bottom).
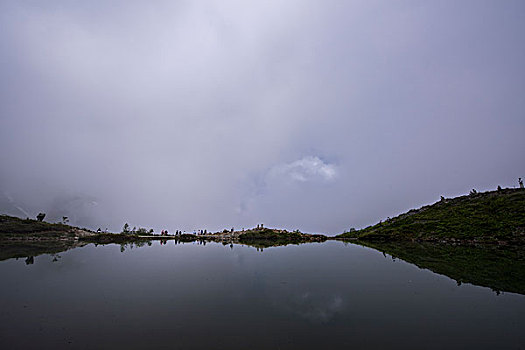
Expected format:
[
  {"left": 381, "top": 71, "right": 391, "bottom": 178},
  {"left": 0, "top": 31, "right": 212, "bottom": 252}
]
[{"left": 1, "top": 1, "right": 524, "bottom": 234}]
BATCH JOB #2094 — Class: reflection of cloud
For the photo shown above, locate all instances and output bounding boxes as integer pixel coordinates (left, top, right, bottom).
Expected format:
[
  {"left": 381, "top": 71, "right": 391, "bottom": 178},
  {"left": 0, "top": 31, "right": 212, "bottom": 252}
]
[
  {"left": 268, "top": 156, "right": 338, "bottom": 183},
  {"left": 288, "top": 292, "right": 344, "bottom": 323}
]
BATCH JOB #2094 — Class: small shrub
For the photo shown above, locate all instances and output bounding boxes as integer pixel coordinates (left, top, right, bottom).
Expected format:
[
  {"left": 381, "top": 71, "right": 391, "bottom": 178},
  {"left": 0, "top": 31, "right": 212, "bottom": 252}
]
[{"left": 136, "top": 227, "right": 148, "bottom": 235}]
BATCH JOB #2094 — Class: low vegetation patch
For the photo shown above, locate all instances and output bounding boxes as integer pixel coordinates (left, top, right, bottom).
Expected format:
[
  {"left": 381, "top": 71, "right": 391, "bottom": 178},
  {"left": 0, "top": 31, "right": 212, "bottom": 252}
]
[{"left": 239, "top": 228, "right": 327, "bottom": 248}]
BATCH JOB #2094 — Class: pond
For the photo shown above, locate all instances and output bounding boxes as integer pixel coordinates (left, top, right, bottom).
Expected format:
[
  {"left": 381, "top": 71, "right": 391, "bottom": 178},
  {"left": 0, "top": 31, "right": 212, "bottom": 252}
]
[{"left": 1, "top": 240, "right": 524, "bottom": 349}]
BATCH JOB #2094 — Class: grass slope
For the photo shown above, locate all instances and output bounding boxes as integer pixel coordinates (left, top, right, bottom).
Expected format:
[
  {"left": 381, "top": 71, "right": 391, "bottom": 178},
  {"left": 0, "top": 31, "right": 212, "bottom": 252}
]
[
  {"left": 0, "top": 215, "right": 77, "bottom": 239},
  {"left": 338, "top": 188, "right": 525, "bottom": 243}
]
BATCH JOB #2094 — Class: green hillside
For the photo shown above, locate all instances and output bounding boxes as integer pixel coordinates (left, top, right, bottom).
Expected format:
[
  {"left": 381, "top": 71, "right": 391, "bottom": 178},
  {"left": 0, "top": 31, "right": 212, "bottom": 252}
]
[
  {"left": 338, "top": 188, "right": 525, "bottom": 243},
  {"left": 0, "top": 215, "right": 78, "bottom": 240}
]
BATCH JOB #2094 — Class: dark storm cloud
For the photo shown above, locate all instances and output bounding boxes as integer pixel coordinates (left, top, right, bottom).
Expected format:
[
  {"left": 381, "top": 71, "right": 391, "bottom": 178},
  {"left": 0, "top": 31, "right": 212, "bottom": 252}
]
[{"left": 1, "top": 1, "right": 524, "bottom": 234}]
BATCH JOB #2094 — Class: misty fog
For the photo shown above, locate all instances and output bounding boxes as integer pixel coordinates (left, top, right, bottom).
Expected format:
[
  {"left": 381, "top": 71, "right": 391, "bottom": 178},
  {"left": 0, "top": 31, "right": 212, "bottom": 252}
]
[{"left": 1, "top": 1, "right": 524, "bottom": 234}]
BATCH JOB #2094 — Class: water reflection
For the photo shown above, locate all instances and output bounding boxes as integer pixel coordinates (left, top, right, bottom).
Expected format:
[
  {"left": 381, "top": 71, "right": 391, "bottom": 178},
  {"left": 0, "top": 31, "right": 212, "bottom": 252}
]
[
  {"left": 350, "top": 240, "right": 525, "bottom": 295},
  {"left": 1, "top": 241, "right": 524, "bottom": 349},
  {"left": 5, "top": 238, "right": 525, "bottom": 296},
  {"left": 0, "top": 240, "right": 85, "bottom": 262}
]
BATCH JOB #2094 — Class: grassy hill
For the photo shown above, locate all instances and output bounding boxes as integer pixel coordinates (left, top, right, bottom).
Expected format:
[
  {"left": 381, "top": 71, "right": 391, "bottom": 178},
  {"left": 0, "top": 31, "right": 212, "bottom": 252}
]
[
  {"left": 238, "top": 228, "right": 327, "bottom": 248},
  {"left": 337, "top": 188, "right": 525, "bottom": 243},
  {"left": 0, "top": 215, "right": 88, "bottom": 240}
]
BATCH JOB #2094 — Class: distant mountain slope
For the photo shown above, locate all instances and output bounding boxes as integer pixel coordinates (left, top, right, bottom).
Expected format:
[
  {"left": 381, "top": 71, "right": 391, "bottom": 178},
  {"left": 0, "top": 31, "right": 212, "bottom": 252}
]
[
  {"left": 337, "top": 188, "right": 525, "bottom": 243},
  {"left": 0, "top": 192, "right": 30, "bottom": 218}
]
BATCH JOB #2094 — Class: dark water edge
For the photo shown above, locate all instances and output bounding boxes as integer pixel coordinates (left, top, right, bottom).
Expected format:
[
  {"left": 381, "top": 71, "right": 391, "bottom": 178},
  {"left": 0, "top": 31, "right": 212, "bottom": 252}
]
[
  {"left": 5, "top": 237, "right": 525, "bottom": 296},
  {"left": 0, "top": 235, "right": 325, "bottom": 264},
  {"left": 1, "top": 241, "right": 524, "bottom": 349}
]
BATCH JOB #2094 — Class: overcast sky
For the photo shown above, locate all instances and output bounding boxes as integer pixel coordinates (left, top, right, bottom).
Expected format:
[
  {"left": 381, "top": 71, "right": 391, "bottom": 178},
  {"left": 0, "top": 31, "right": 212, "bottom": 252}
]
[{"left": 1, "top": 1, "right": 524, "bottom": 235}]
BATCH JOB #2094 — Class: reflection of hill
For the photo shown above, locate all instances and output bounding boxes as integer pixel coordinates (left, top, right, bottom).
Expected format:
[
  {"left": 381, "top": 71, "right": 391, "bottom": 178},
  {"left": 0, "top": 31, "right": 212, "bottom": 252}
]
[
  {"left": 0, "top": 240, "right": 85, "bottom": 262},
  {"left": 353, "top": 240, "right": 525, "bottom": 295}
]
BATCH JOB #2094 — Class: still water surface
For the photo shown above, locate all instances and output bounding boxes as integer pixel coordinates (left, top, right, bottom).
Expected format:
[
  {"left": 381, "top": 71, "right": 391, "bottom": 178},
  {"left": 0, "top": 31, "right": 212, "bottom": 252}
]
[{"left": 1, "top": 241, "right": 524, "bottom": 349}]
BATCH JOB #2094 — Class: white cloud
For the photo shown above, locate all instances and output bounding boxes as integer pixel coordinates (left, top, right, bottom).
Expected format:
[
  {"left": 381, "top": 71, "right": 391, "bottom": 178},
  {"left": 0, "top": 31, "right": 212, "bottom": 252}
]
[{"left": 269, "top": 156, "right": 338, "bottom": 183}]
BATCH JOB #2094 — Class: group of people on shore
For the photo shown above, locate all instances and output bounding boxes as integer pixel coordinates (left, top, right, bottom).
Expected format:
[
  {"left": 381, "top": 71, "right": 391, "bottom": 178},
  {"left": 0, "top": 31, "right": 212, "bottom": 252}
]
[
  {"left": 159, "top": 230, "right": 190, "bottom": 236},
  {"left": 157, "top": 224, "right": 266, "bottom": 236}
]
